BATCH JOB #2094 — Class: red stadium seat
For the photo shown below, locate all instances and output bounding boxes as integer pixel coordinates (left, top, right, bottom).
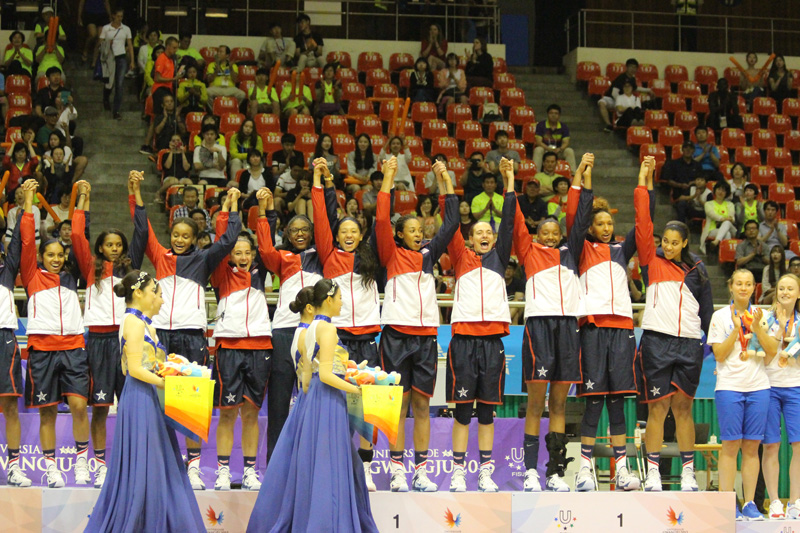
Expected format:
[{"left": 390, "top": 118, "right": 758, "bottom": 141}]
[
  {"left": 753, "top": 97, "right": 778, "bottom": 117},
  {"left": 694, "top": 65, "right": 719, "bottom": 87},
  {"left": 576, "top": 61, "right": 601, "bottom": 82},
  {"left": 721, "top": 128, "right": 747, "bottom": 149},
  {"left": 354, "top": 116, "right": 383, "bottom": 137},
  {"left": 499, "top": 88, "right": 526, "bottom": 108},
  {"left": 691, "top": 95, "right": 710, "bottom": 115},
  {"left": 287, "top": 114, "right": 315, "bottom": 136},
  {"left": 507, "top": 138, "right": 526, "bottom": 153},
  {"left": 750, "top": 165, "right": 777, "bottom": 187},
  {"left": 648, "top": 79, "right": 670, "bottom": 98},
  {"left": 261, "top": 132, "right": 282, "bottom": 164},
  {"left": 219, "top": 113, "right": 245, "bottom": 134},
  {"left": 341, "top": 82, "right": 367, "bottom": 101},
  {"left": 448, "top": 157, "right": 468, "bottom": 176},
  {"left": 238, "top": 79, "right": 255, "bottom": 94},
  {"left": 518, "top": 159, "right": 537, "bottom": 183},
  {"left": 357, "top": 52, "right": 383, "bottom": 72},
  {"left": 295, "top": 132, "right": 318, "bottom": 154},
  {"left": 769, "top": 183, "right": 794, "bottom": 205},
  {"left": 662, "top": 93, "right": 687, "bottom": 113},
  {"left": 493, "top": 72, "right": 516, "bottom": 91},
  {"left": 404, "top": 135, "right": 423, "bottom": 157},
  {"left": 389, "top": 53, "right": 414, "bottom": 72},
  {"left": 640, "top": 143, "right": 667, "bottom": 174},
  {"left": 393, "top": 118, "right": 415, "bottom": 137},
  {"left": 785, "top": 167, "right": 800, "bottom": 188},
  {"left": 370, "top": 134, "right": 387, "bottom": 154},
  {"left": 492, "top": 57, "right": 507, "bottom": 74},
  {"left": 345, "top": 99, "right": 373, "bottom": 119},
  {"left": 718, "top": 145, "right": 729, "bottom": 165},
  {"left": 469, "top": 86, "right": 495, "bottom": 106},
  {"left": 336, "top": 67, "right": 357, "bottom": 84},
  {"left": 327, "top": 51, "right": 352, "bottom": 68},
  {"left": 421, "top": 119, "right": 448, "bottom": 141},
  {"left": 5, "top": 75, "right": 30, "bottom": 96},
  {"left": 735, "top": 146, "right": 761, "bottom": 167},
  {"left": 455, "top": 120, "right": 483, "bottom": 142},
  {"left": 740, "top": 113, "right": 760, "bottom": 134},
  {"left": 212, "top": 96, "right": 238, "bottom": 116},
  {"left": 4, "top": 127, "right": 21, "bottom": 144},
  {"left": 719, "top": 239, "right": 741, "bottom": 264},
  {"left": 766, "top": 147, "right": 792, "bottom": 168},
  {"left": 752, "top": 129, "right": 777, "bottom": 150},
  {"left": 488, "top": 121, "right": 515, "bottom": 140},
  {"left": 199, "top": 46, "right": 218, "bottom": 65},
  {"left": 365, "top": 68, "right": 391, "bottom": 88},
  {"left": 409, "top": 155, "right": 431, "bottom": 181},
  {"left": 321, "top": 115, "right": 349, "bottom": 136},
  {"left": 793, "top": 70, "right": 800, "bottom": 89},
  {"left": 689, "top": 128, "right": 714, "bottom": 145},
  {"left": 522, "top": 123, "right": 537, "bottom": 144},
  {"left": 394, "top": 190, "right": 417, "bottom": 216},
  {"left": 786, "top": 130, "right": 800, "bottom": 153},
  {"left": 637, "top": 64, "right": 659, "bottom": 86},
  {"left": 787, "top": 201, "right": 800, "bottom": 222},
  {"left": 379, "top": 99, "right": 399, "bottom": 123},
  {"left": 508, "top": 105, "right": 535, "bottom": 127},
  {"left": 783, "top": 98, "right": 800, "bottom": 118},
  {"left": 657, "top": 126, "right": 684, "bottom": 147},
  {"left": 645, "top": 110, "right": 670, "bottom": 130},
  {"left": 723, "top": 67, "right": 740, "bottom": 89},
  {"left": 588, "top": 76, "right": 611, "bottom": 97},
  {"left": 665, "top": 64, "right": 689, "bottom": 85},
  {"left": 788, "top": 222, "right": 800, "bottom": 241},
  {"left": 411, "top": 102, "right": 438, "bottom": 124},
  {"left": 677, "top": 81, "right": 701, "bottom": 98},
  {"left": 606, "top": 62, "right": 625, "bottom": 79},
  {"left": 230, "top": 47, "right": 255, "bottom": 64},
  {"left": 738, "top": 95, "right": 747, "bottom": 115},
  {"left": 399, "top": 69, "right": 412, "bottom": 91},
  {"left": 768, "top": 115, "right": 792, "bottom": 135},
  {"left": 465, "top": 138, "right": 492, "bottom": 157},
  {"left": 674, "top": 110, "right": 699, "bottom": 132},
  {"left": 371, "top": 83, "right": 399, "bottom": 100},
  {"left": 446, "top": 103, "right": 473, "bottom": 124},
  {"left": 626, "top": 126, "right": 653, "bottom": 147},
  {"left": 254, "top": 113, "right": 279, "bottom": 135},
  {"left": 303, "top": 67, "right": 321, "bottom": 85},
  {"left": 555, "top": 160, "right": 572, "bottom": 177},
  {"left": 7, "top": 93, "right": 31, "bottom": 114},
  {"left": 332, "top": 133, "right": 355, "bottom": 155}
]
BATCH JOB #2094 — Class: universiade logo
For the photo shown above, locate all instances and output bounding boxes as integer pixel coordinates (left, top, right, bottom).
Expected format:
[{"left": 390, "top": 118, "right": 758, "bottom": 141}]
[
  {"left": 206, "top": 505, "right": 224, "bottom": 526},
  {"left": 444, "top": 508, "right": 462, "bottom": 529},
  {"left": 554, "top": 509, "right": 578, "bottom": 530}
]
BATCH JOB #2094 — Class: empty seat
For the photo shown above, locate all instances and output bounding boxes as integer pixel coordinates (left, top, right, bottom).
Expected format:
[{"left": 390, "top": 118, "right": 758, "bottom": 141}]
[
  {"left": 576, "top": 61, "right": 601, "bottom": 82},
  {"left": 626, "top": 126, "right": 653, "bottom": 147}
]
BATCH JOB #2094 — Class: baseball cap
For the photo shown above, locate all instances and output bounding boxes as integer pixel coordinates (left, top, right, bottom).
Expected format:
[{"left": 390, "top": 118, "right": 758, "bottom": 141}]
[
  {"left": 681, "top": 140, "right": 694, "bottom": 149},
  {"left": 42, "top": 6, "right": 54, "bottom": 14},
  {"left": 525, "top": 178, "right": 540, "bottom": 187},
  {"left": 44, "top": 106, "right": 58, "bottom": 116}
]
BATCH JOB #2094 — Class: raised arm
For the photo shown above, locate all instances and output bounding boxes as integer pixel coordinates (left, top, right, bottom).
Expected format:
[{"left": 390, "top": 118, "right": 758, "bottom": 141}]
[
  {"left": 128, "top": 170, "right": 168, "bottom": 268},
  {"left": 311, "top": 159, "right": 335, "bottom": 263},
  {"left": 495, "top": 158, "right": 518, "bottom": 265},
  {"left": 634, "top": 157, "right": 657, "bottom": 267},
  {"left": 375, "top": 156, "right": 399, "bottom": 266},
  {"left": 71, "top": 180, "right": 94, "bottom": 282},
  {"left": 426, "top": 161, "right": 460, "bottom": 263},
  {"left": 210, "top": 194, "right": 233, "bottom": 287},
  {"left": 255, "top": 188, "right": 284, "bottom": 275},
  {"left": 566, "top": 160, "right": 594, "bottom": 262},
  {"left": 19, "top": 180, "right": 39, "bottom": 287},
  {"left": 204, "top": 188, "right": 242, "bottom": 272}
]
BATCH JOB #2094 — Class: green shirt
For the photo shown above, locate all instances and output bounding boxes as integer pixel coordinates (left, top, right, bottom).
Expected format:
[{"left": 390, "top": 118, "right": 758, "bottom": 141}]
[
  {"left": 35, "top": 45, "right": 64, "bottom": 75},
  {"left": 176, "top": 47, "right": 203, "bottom": 62},
  {"left": 534, "top": 171, "right": 558, "bottom": 202},
  {"left": 279, "top": 84, "right": 312, "bottom": 110},
  {"left": 470, "top": 192, "right": 504, "bottom": 224},
  {"left": 4, "top": 48, "right": 34, "bottom": 75}
]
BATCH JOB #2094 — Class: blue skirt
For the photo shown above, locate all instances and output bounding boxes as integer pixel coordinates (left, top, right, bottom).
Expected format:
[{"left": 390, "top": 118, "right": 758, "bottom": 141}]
[
  {"left": 84, "top": 375, "right": 205, "bottom": 533},
  {"left": 247, "top": 375, "right": 378, "bottom": 533}
]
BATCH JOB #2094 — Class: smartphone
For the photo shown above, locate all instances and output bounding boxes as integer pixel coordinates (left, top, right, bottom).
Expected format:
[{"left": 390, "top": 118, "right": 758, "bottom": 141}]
[{"left": 60, "top": 90, "right": 71, "bottom": 106}]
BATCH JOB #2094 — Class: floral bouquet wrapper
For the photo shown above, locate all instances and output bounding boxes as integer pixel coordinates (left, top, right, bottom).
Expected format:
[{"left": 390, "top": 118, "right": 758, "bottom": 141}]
[{"left": 157, "top": 375, "right": 214, "bottom": 442}]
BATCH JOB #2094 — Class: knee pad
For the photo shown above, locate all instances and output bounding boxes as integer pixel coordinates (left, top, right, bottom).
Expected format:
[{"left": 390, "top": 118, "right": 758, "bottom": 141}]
[
  {"left": 477, "top": 402, "right": 494, "bottom": 425},
  {"left": 580, "top": 396, "right": 605, "bottom": 438},
  {"left": 607, "top": 395, "right": 627, "bottom": 436},
  {"left": 454, "top": 402, "right": 472, "bottom": 426}
]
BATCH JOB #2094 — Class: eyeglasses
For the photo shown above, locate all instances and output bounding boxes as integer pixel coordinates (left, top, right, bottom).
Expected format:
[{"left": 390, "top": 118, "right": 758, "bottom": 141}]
[
  {"left": 470, "top": 159, "right": 483, "bottom": 164},
  {"left": 288, "top": 226, "right": 311, "bottom": 235}
]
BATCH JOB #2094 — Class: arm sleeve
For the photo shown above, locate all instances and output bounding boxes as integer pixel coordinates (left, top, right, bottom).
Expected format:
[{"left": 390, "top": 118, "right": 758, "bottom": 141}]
[
  {"left": 623, "top": 189, "right": 656, "bottom": 261},
  {"left": 71, "top": 209, "right": 94, "bottom": 282},
  {"left": 427, "top": 194, "right": 461, "bottom": 264},
  {"left": 203, "top": 212, "right": 241, "bottom": 272},
  {"left": 634, "top": 186, "right": 656, "bottom": 267},
  {"left": 210, "top": 212, "right": 230, "bottom": 287},
  {"left": 311, "top": 186, "right": 334, "bottom": 263},
  {"left": 565, "top": 185, "right": 580, "bottom": 234},
  {"left": 374, "top": 191, "right": 397, "bottom": 266},
  {"left": 512, "top": 196, "right": 533, "bottom": 261},
  {"left": 19, "top": 213, "right": 38, "bottom": 286},
  {"left": 323, "top": 185, "right": 339, "bottom": 229},
  {"left": 132, "top": 200, "right": 167, "bottom": 269},
  {"left": 567, "top": 188, "right": 593, "bottom": 263},
  {"left": 495, "top": 191, "right": 518, "bottom": 266},
  {"left": 257, "top": 212, "right": 283, "bottom": 276},
  {"left": 3, "top": 218, "right": 22, "bottom": 279}
]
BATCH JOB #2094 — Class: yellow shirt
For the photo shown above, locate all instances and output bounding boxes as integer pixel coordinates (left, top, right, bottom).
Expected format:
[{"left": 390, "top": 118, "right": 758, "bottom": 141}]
[{"left": 206, "top": 61, "right": 239, "bottom": 88}]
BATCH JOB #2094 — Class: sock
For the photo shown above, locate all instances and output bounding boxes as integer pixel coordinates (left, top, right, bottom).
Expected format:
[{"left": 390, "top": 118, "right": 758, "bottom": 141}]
[
  {"left": 8, "top": 448, "right": 19, "bottom": 467},
  {"left": 390, "top": 451, "right": 404, "bottom": 468},
  {"left": 647, "top": 452, "right": 660, "bottom": 471},
  {"left": 414, "top": 450, "right": 428, "bottom": 469},
  {"left": 580, "top": 444, "right": 594, "bottom": 469},
  {"left": 479, "top": 449, "right": 492, "bottom": 467},
  {"left": 524, "top": 434, "right": 540, "bottom": 471},
  {"left": 453, "top": 452, "right": 466, "bottom": 468},
  {"left": 188, "top": 449, "right": 201, "bottom": 469},
  {"left": 94, "top": 449, "right": 106, "bottom": 467},
  {"left": 75, "top": 440, "right": 89, "bottom": 461},
  {"left": 217, "top": 455, "right": 230, "bottom": 468},
  {"left": 680, "top": 451, "right": 694, "bottom": 471},
  {"left": 358, "top": 448, "right": 374, "bottom": 464},
  {"left": 43, "top": 449, "right": 56, "bottom": 467},
  {"left": 613, "top": 446, "right": 627, "bottom": 469},
  {"left": 243, "top": 456, "right": 256, "bottom": 470}
]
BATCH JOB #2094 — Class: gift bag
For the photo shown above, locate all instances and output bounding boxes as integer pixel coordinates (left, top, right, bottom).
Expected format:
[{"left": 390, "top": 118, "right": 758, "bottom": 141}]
[
  {"left": 349, "top": 385, "right": 403, "bottom": 446},
  {"left": 347, "top": 391, "right": 376, "bottom": 443},
  {"left": 158, "top": 376, "right": 214, "bottom": 442}
]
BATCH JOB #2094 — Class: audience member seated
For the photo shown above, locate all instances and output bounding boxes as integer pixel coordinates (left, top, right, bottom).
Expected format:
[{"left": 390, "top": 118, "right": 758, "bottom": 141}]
[
  {"left": 736, "top": 220, "right": 768, "bottom": 279},
  {"left": 45, "top": 129, "right": 87, "bottom": 184},
  {"left": 505, "top": 258, "right": 525, "bottom": 325},
  {"left": 229, "top": 119, "right": 263, "bottom": 175},
  {"left": 471, "top": 174, "right": 503, "bottom": 229},
  {"left": 533, "top": 150, "right": 559, "bottom": 202},
  {"left": 409, "top": 57, "right": 436, "bottom": 103},
  {"left": 674, "top": 173, "right": 711, "bottom": 224},
  {"left": 35, "top": 67, "right": 66, "bottom": 117},
  {"left": 36, "top": 107, "right": 63, "bottom": 150},
  {"left": 346, "top": 134, "right": 378, "bottom": 193},
  {"left": 314, "top": 63, "right": 342, "bottom": 123},
  {"left": 4, "top": 32, "right": 34, "bottom": 77},
  {"left": 275, "top": 162, "right": 304, "bottom": 213},
  {"left": 436, "top": 53, "right": 468, "bottom": 112},
  {"left": 693, "top": 126, "right": 721, "bottom": 181},
  {"left": 310, "top": 134, "right": 340, "bottom": 184},
  {"left": 614, "top": 80, "right": 644, "bottom": 128},
  {"left": 726, "top": 162, "right": 748, "bottom": 203},
  {"left": 458, "top": 199, "right": 476, "bottom": 240},
  {"left": 416, "top": 194, "right": 440, "bottom": 239},
  {"left": 707, "top": 78, "right": 743, "bottom": 132},
  {"left": 377, "top": 136, "right": 412, "bottom": 191},
  {"left": 286, "top": 171, "right": 313, "bottom": 217},
  {"left": 176, "top": 33, "right": 204, "bottom": 70},
  {"left": 153, "top": 93, "right": 185, "bottom": 151},
  {"left": 190, "top": 209, "right": 211, "bottom": 233},
  {"left": 42, "top": 146, "right": 73, "bottom": 203},
  {"left": 760, "top": 200, "right": 790, "bottom": 255},
  {"left": 191, "top": 114, "right": 224, "bottom": 149},
  {"left": 271, "top": 133, "right": 305, "bottom": 180},
  {"left": 699, "top": 181, "right": 736, "bottom": 254},
  {"left": 142, "top": 44, "right": 165, "bottom": 100},
  {"left": 260, "top": 22, "right": 296, "bottom": 68},
  {"left": 206, "top": 45, "right": 245, "bottom": 104},
  {"left": 34, "top": 7, "right": 67, "bottom": 48},
  {"left": 294, "top": 14, "right": 325, "bottom": 70},
  {"left": 768, "top": 55, "right": 793, "bottom": 113},
  {"left": 176, "top": 63, "right": 208, "bottom": 117},
  {"left": 4, "top": 183, "right": 47, "bottom": 247},
  {"left": 761, "top": 245, "right": 786, "bottom": 304},
  {"left": 193, "top": 124, "right": 228, "bottom": 186},
  {"left": 460, "top": 151, "right": 490, "bottom": 204},
  {"left": 344, "top": 197, "right": 360, "bottom": 220},
  {"left": 790, "top": 256, "right": 800, "bottom": 278},
  {"left": 547, "top": 176, "right": 570, "bottom": 233},
  {"left": 420, "top": 23, "right": 447, "bottom": 71},
  {"left": 155, "top": 134, "right": 195, "bottom": 201},
  {"left": 598, "top": 58, "right": 646, "bottom": 132},
  {"left": 740, "top": 52, "right": 765, "bottom": 112},
  {"left": 361, "top": 171, "right": 383, "bottom": 213},
  {"left": 518, "top": 178, "right": 547, "bottom": 234},
  {"left": 533, "top": 104, "right": 576, "bottom": 173},
  {"left": 279, "top": 78, "right": 312, "bottom": 117},
  {"left": 237, "top": 150, "right": 274, "bottom": 209},
  {"left": 34, "top": 41, "right": 66, "bottom": 82},
  {"left": 137, "top": 27, "right": 162, "bottom": 75},
  {"left": 662, "top": 141, "right": 702, "bottom": 220},
  {"left": 464, "top": 37, "right": 493, "bottom": 88},
  {"left": 174, "top": 186, "right": 210, "bottom": 226},
  {"left": 485, "top": 131, "right": 521, "bottom": 184},
  {"left": 735, "top": 183, "right": 763, "bottom": 235},
  {"left": 247, "top": 67, "right": 279, "bottom": 119},
  {"left": 48, "top": 190, "right": 72, "bottom": 231},
  {"left": 422, "top": 153, "right": 455, "bottom": 195},
  {"left": 196, "top": 231, "right": 212, "bottom": 248}
]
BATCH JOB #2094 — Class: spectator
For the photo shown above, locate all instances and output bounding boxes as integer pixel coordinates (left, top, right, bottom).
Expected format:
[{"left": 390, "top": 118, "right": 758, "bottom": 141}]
[
  {"left": 238, "top": 150, "right": 275, "bottom": 209},
  {"left": 34, "top": 40, "right": 66, "bottom": 83},
  {"left": 97, "top": 7, "right": 134, "bottom": 120},
  {"left": 470, "top": 174, "right": 503, "bottom": 229},
  {"left": 49, "top": 190, "right": 72, "bottom": 231},
  {"left": 176, "top": 63, "right": 208, "bottom": 117},
  {"left": 790, "top": 256, "right": 800, "bottom": 277},
  {"left": 286, "top": 172, "right": 313, "bottom": 217},
  {"left": 409, "top": 57, "right": 436, "bottom": 103},
  {"left": 759, "top": 200, "right": 789, "bottom": 253},
  {"left": 674, "top": 173, "right": 711, "bottom": 224},
  {"left": 176, "top": 33, "right": 204, "bottom": 71},
  {"left": 417, "top": 195, "right": 440, "bottom": 239},
  {"left": 196, "top": 231, "right": 212, "bottom": 249},
  {"left": 271, "top": 133, "right": 305, "bottom": 179},
  {"left": 79, "top": 0, "right": 112, "bottom": 65},
  {"left": 344, "top": 197, "right": 360, "bottom": 219},
  {"left": 598, "top": 58, "right": 642, "bottom": 132},
  {"left": 460, "top": 151, "right": 490, "bottom": 203},
  {"left": 518, "top": 178, "right": 548, "bottom": 234},
  {"left": 726, "top": 162, "right": 748, "bottom": 203},
  {"left": 310, "top": 134, "right": 340, "bottom": 182},
  {"left": 153, "top": 93, "right": 185, "bottom": 151},
  {"left": 293, "top": 14, "right": 325, "bottom": 70},
  {"left": 141, "top": 36, "right": 184, "bottom": 155},
  {"left": 547, "top": 176, "right": 570, "bottom": 232},
  {"left": 614, "top": 80, "right": 644, "bottom": 128},
  {"left": 420, "top": 23, "right": 447, "bottom": 71},
  {"left": 279, "top": 77, "right": 313, "bottom": 117},
  {"left": 739, "top": 52, "right": 765, "bottom": 112},
  {"left": 55, "top": 96, "right": 83, "bottom": 157},
  {"left": 4, "top": 32, "right": 33, "bottom": 78},
  {"left": 464, "top": 37, "right": 493, "bottom": 88},
  {"left": 662, "top": 141, "right": 702, "bottom": 217},
  {"left": 190, "top": 209, "right": 211, "bottom": 233},
  {"left": 42, "top": 146, "right": 73, "bottom": 204},
  {"left": 692, "top": 125, "right": 721, "bottom": 179},
  {"left": 505, "top": 258, "right": 525, "bottom": 325},
  {"left": 191, "top": 114, "right": 224, "bottom": 149},
  {"left": 377, "top": 136, "right": 413, "bottom": 191},
  {"left": 346, "top": 134, "right": 377, "bottom": 193},
  {"left": 735, "top": 183, "right": 763, "bottom": 235},
  {"left": 193, "top": 124, "right": 228, "bottom": 186},
  {"left": 45, "top": 130, "right": 87, "bottom": 184},
  {"left": 275, "top": 163, "right": 305, "bottom": 213},
  {"left": 458, "top": 199, "right": 476, "bottom": 240},
  {"left": 260, "top": 22, "right": 296, "bottom": 68},
  {"left": 422, "top": 153, "right": 455, "bottom": 195},
  {"left": 533, "top": 104, "right": 576, "bottom": 174},
  {"left": 314, "top": 63, "right": 342, "bottom": 124},
  {"left": 206, "top": 45, "right": 245, "bottom": 104},
  {"left": 436, "top": 53, "right": 468, "bottom": 112},
  {"left": 485, "top": 130, "right": 521, "bottom": 181},
  {"left": 707, "top": 78, "right": 743, "bottom": 132},
  {"left": 36, "top": 107, "right": 62, "bottom": 147},
  {"left": 768, "top": 55, "right": 793, "bottom": 113},
  {"left": 361, "top": 171, "right": 383, "bottom": 213},
  {"left": 533, "top": 150, "right": 560, "bottom": 202},
  {"left": 141, "top": 44, "right": 164, "bottom": 101},
  {"left": 56, "top": 220, "right": 73, "bottom": 257},
  {"left": 35, "top": 67, "right": 65, "bottom": 117},
  {"left": 699, "top": 180, "right": 736, "bottom": 254},
  {"left": 173, "top": 186, "right": 210, "bottom": 227},
  {"left": 736, "top": 220, "right": 767, "bottom": 279},
  {"left": 155, "top": 134, "right": 194, "bottom": 202},
  {"left": 246, "top": 67, "right": 279, "bottom": 119},
  {"left": 761, "top": 245, "right": 786, "bottom": 304},
  {"left": 229, "top": 119, "right": 263, "bottom": 175},
  {"left": 136, "top": 28, "right": 162, "bottom": 74},
  {"left": 4, "top": 184, "right": 46, "bottom": 248}
]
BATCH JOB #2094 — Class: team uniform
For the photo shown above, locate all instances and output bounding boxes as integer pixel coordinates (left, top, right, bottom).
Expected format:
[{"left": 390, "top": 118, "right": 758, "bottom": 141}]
[{"left": 0, "top": 224, "right": 22, "bottom": 402}]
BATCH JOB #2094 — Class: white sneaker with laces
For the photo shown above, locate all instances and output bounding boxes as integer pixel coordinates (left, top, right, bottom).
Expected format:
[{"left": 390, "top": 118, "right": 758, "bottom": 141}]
[
  {"left": 523, "top": 469, "right": 542, "bottom": 492},
  {"left": 214, "top": 466, "right": 231, "bottom": 491},
  {"left": 7, "top": 464, "right": 31, "bottom": 487},
  {"left": 74, "top": 457, "right": 91, "bottom": 485},
  {"left": 390, "top": 463, "right": 409, "bottom": 492},
  {"left": 188, "top": 465, "right": 206, "bottom": 491},
  {"left": 575, "top": 466, "right": 595, "bottom": 492},
  {"left": 773, "top": 499, "right": 788, "bottom": 520},
  {"left": 94, "top": 464, "right": 107, "bottom": 489},
  {"left": 545, "top": 474, "right": 570, "bottom": 492},
  {"left": 680, "top": 468, "right": 698, "bottom": 492},
  {"left": 449, "top": 465, "right": 467, "bottom": 492},
  {"left": 412, "top": 466, "right": 438, "bottom": 492},
  {"left": 788, "top": 499, "right": 800, "bottom": 519},
  {"left": 478, "top": 463, "right": 498, "bottom": 492},
  {"left": 614, "top": 465, "right": 641, "bottom": 491},
  {"left": 644, "top": 468, "right": 662, "bottom": 492},
  {"left": 44, "top": 463, "right": 65, "bottom": 488},
  {"left": 363, "top": 463, "right": 377, "bottom": 492},
  {"left": 242, "top": 467, "right": 262, "bottom": 491}
]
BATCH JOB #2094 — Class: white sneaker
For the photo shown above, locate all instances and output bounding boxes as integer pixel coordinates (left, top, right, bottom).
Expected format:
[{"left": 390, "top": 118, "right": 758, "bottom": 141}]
[
  {"left": 412, "top": 466, "right": 438, "bottom": 492},
  {"left": 523, "top": 469, "right": 542, "bottom": 492},
  {"left": 614, "top": 465, "right": 641, "bottom": 491},
  {"left": 93, "top": 464, "right": 107, "bottom": 489},
  {"left": 188, "top": 465, "right": 206, "bottom": 491},
  {"left": 74, "top": 457, "right": 91, "bottom": 485},
  {"left": 575, "top": 466, "right": 595, "bottom": 492},
  {"left": 363, "top": 463, "right": 376, "bottom": 492},
  {"left": 478, "top": 463, "right": 498, "bottom": 492},
  {"left": 44, "top": 463, "right": 65, "bottom": 488},
  {"left": 449, "top": 465, "right": 467, "bottom": 492},
  {"left": 214, "top": 465, "right": 231, "bottom": 491},
  {"left": 7, "top": 464, "right": 31, "bottom": 487},
  {"left": 786, "top": 499, "right": 800, "bottom": 519},
  {"left": 773, "top": 499, "right": 788, "bottom": 520},
  {"left": 390, "top": 463, "right": 409, "bottom": 492},
  {"left": 644, "top": 468, "right": 662, "bottom": 492},
  {"left": 680, "top": 468, "right": 698, "bottom": 492},
  {"left": 545, "top": 474, "right": 570, "bottom": 492},
  {"left": 242, "top": 467, "right": 262, "bottom": 491}
]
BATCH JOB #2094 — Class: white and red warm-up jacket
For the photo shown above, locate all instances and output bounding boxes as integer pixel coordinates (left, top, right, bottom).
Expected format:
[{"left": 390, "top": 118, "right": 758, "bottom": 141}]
[
  {"left": 634, "top": 186, "right": 713, "bottom": 339},
  {"left": 512, "top": 186, "right": 593, "bottom": 319},
  {"left": 376, "top": 190, "right": 459, "bottom": 334},
  {"left": 0, "top": 222, "right": 21, "bottom": 332}
]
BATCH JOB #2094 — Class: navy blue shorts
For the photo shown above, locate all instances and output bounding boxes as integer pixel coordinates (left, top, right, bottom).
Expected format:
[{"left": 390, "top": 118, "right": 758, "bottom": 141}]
[
  {"left": 764, "top": 386, "right": 800, "bottom": 444},
  {"left": 446, "top": 334, "right": 505, "bottom": 404},
  {"left": 156, "top": 328, "right": 209, "bottom": 366},
  {"left": 521, "top": 316, "right": 581, "bottom": 385},
  {"left": 339, "top": 331, "right": 380, "bottom": 367},
  {"left": 0, "top": 329, "right": 21, "bottom": 397},
  {"left": 635, "top": 330, "right": 704, "bottom": 402},
  {"left": 213, "top": 347, "right": 271, "bottom": 409},
  {"left": 87, "top": 331, "right": 125, "bottom": 406},
  {"left": 26, "top": 347, "right": 89, "bottom": 407},
  {"left": 578, "top": 325, "right": 637, "bottom": 396},
  {"left": 716, "top": 389, "right": 770, "bottom": 441},
  {"left": 379, "top": 326, "right": 438, "bottom": 396}
]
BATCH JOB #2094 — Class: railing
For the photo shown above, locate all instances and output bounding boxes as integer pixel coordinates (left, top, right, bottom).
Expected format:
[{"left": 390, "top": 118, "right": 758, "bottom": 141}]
[{"left": 566, "top": 9, "right": 800, "bottom": 56}]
